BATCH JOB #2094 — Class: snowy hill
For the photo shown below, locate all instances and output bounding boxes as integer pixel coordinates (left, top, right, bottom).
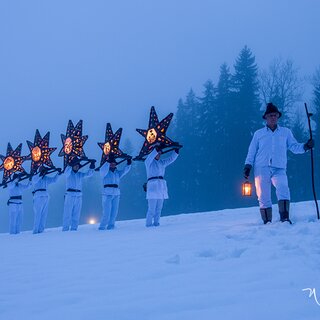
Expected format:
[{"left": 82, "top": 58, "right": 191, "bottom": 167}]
[{"left": 1, "top": 201, "right": 320, "bottom": 320}]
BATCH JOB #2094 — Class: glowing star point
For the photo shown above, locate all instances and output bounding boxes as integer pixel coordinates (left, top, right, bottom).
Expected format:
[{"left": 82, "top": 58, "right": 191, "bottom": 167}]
[
  {"left": 64, "top": 137, "right": 73, "bottom": 155},
  {"left": 103, "top": 142, "right": 111, "bottom": 155},
  {"left": 98, "top": 123, "right": 129, "bottom": 167},
  {"left": 27, "top": 130, "right": 57, "bottom": 175},
  {"left": 146, "top": 128, "right": 157, "bottom": 144},
  {"left": 0, "top": 143, "right": 28, "bottom": 184},
  {"left": 135, "top": 106, "right": 177, "bottom": 160},
  {"left": 32, "top": 146, "right": 42, "bottom": 162},
  {"left": 4, "top": 156, "right": 15, "bottom": 170},
  {"left": 59, "top": 120, "right": 88, "bottom": 168}
]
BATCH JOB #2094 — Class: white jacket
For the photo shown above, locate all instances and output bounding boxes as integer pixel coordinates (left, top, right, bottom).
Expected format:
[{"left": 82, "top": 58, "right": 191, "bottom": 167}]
[
  {"left": 145, "top": 149, "right": 178, "bottom": 200},
  {"left": 7, "top": 179, "right": 31, "bottom": 204},
  {"left": 65, "top": 166, "right": 94, "bottom": 196},
  {"left": 31, "top": 173, "right": 59, "bottom": 198},
  {"left": 245, "top": 126, "right": 305, "bottom": 169},
  {"left": 100, "top": 162, "right": 131, "bottom": 196}
]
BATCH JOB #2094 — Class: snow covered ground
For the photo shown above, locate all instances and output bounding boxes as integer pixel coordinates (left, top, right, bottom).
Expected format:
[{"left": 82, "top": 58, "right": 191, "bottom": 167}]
[{"left": 1, "top": 201, "right": 320, "bottom": 320}]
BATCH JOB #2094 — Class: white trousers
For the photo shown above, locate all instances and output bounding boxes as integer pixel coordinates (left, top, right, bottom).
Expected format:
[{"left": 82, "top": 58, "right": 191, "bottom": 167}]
[
  {"left": 100, "top": 195, "right": 120, "bottom": 229},
  {"left": 9, "top": 203, "right": 23, "bottom": 234},
  {"left": 33, "top": 196, "right": 49, "bottom": 234},
  {"left": 254, "top": 166, "right": 290, "bottom": 208},
  {"left": 146, "top": 199, "right": 164, "bottom": 226},
  {"left": 62, "top": 195, "right": 82, "bottom": 231}
]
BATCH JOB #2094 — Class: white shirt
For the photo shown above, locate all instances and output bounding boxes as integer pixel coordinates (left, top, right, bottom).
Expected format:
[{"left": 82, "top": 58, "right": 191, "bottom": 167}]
[
  {"left": 100, "top": 162, "right": 131, "bottom": 196},
  {"left": 65, "top": 166, "right": 94, "bottom": 196},
  {"left": 31, "top": 173, "right": 60, "bottom": 198},
  {"left": 245, "top": 126, "right": 305, "bottom": 169},
  {"left": 7, "top": 179, "right": 31, "bottom": 204},
  {"left": 145, "top": 149, "right": 178, "bottom": 200}
]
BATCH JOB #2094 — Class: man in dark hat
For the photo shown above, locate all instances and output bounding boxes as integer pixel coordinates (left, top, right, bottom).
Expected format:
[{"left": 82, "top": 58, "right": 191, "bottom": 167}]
[
  {"left": 62, "top": 157, "right": 95, "bottom": 231},
  {"left": 244, "top": 102, "right": 314, "bottom": 224}
]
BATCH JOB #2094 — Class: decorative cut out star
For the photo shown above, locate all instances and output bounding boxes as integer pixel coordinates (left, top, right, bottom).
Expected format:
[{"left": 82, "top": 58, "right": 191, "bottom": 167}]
[
  {"left": 135, "top": 106, "right": 177, "bottom": 160},
  {"left": 0, "top": 143, "right": 29, "bottom": 184},
  {"left": 58, "top": 120, "right": 88, "bottom": 168},
  {"left": 98, "top": 123, "right": 127, "bottom": 166},
  {"left": 27, "top": 130, "right": 57, "bottom": 175}
]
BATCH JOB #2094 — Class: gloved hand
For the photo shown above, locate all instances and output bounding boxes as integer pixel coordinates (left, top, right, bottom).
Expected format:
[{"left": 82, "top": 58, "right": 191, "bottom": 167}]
[
  {"left": 304, "top": 139, "right": 315, "bottom": 151},
  {"left": 89, "top": 161, "right": 96, "bottom": 169},
  {"left": 127, "top": 158, "right": 132, "bottom": 165},
  {"left": 174, "top": 148, "right": 180, "bottom": 154},
  {"left": 153, "top": 142, "right": 161, "bottom": 152},
  {"left": 243, "top": 164, "right": 252, "bottom": 179},
  {"left": 57, "top": 168, "right": 63, "bottom": 175}
]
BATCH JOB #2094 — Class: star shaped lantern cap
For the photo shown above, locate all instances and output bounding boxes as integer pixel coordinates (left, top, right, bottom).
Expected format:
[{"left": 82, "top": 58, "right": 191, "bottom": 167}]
[
  {"left": 0, "top": 143, "right": 29, "bottom": 184},
  {"left": 135, "top": 106, "right": 178, "bottom": 160},
  {"left": 58, "top": 120, "right": 88, "bottom": 168},
  {"left": 98, "top": 123, "right": 129, "bottom": 166},
  {"left": 27, "top": 130, "right": 57, "bottom": 175}
]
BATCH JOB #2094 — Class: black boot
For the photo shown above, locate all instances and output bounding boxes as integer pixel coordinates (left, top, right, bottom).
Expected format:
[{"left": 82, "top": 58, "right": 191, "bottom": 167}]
[
  {"left": 278, "top": 200, "right": 292, "bottom": 224},
  {"left": 260, "top": 207, "right": 272, "bottom": 224}
]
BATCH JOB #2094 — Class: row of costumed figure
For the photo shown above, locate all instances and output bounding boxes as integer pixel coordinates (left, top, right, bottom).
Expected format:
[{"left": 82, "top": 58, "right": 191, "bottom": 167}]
[{"left": 1, "top": 107, "right": 182, "bottom": 234}]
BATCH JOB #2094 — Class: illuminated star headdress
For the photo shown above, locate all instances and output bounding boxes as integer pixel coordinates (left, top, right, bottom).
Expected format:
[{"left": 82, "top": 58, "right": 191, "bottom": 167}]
[
  {"left": 27, "top": 130, "right": 57, "bottom": 175},
  {"left": 58, "top": 120, "right": 88, "bottom": 168},
  {"left": 0, "top": 143, "right": 29, "bottom": 184},
  {"left": 135, "top": 106, "right": 178, "bottom": 160},
  {"left": 97, "top": 123, "right": 128, "bottom": 166}
]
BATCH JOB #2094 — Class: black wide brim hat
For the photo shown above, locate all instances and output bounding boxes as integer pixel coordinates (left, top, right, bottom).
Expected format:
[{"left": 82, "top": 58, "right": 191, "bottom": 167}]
[{"left": 262, "top": 102, "right": 282, "bottom": 119}]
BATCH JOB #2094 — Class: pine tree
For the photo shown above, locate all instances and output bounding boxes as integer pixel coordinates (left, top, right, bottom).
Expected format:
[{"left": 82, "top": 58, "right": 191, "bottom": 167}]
[
  {"left": 168, "top": 89, "right": 201, "bottom": 212},
  {"left": 232, "top": 45, "right": 261, "bottom": 131},
  {"left": 214, "top": 63, "right": 234, "bottom": 207},
  {"left": 228, "top": 46, "right": 261, "bottom": 208}
]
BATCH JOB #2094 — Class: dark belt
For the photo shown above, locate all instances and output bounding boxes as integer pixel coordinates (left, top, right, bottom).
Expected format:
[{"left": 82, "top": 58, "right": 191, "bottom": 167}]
[
  {"left": 9, "top": 196, "right": 22, "bottom": 200},
  {"left": 67, "top": 188, "right": 81, "bottom": 192},
  {"left": 32, "top": 189, "right": 47, "bottom": 195},
  {"left": 148, "top": 176, "right": 164, "bottom": 181},
  {"left": 104, "top": 184, "right": 119, "bottom": 188},
  {"left": 7, "top": 196, "right": 22, "bottom": 206}
]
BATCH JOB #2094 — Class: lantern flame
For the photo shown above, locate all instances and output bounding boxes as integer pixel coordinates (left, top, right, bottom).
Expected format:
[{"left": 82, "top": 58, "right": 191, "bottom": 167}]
[
  {"left": 4, "top": 156, "right": 15, "bottom": 171},
  {"left": 32, "top": 146, "right": 42, "bottom": 162},
  {"left": 242, "top": 181, "right": 252, "bottom": 197},
  {"left": 146, "top": 128, "right": 157, "bottom": 144},
  {"left": 64, "top": 137, "right": 73, "bottom": 155},
  {"left": 103, "top": 142, "right": 111, "bottom": 155}
]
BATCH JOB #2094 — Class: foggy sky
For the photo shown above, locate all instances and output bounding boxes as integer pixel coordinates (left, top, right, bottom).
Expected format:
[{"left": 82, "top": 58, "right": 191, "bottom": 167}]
[{"left": 0, "top": 0, "right": 319, "bottom": 158}]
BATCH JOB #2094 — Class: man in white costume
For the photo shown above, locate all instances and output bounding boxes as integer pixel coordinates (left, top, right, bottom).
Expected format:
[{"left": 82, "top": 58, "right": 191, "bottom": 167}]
[
  {"left": 244, "top": 103, "right": 314, "bottom": 224},
  {"left": 31, "top": 166, "right": 61, "bottom": 234},
  {"left": 144, "top": 145, "right": 179, "bottom": 227},
  {"left": 62, "top": 158, "right": 95, "bottom": 231},
  {"left": 98, "top": 156, "right": 131, "bottom": 230},
  {"left": 6, "top": 173, "right": 31, "bottom": 234}
]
